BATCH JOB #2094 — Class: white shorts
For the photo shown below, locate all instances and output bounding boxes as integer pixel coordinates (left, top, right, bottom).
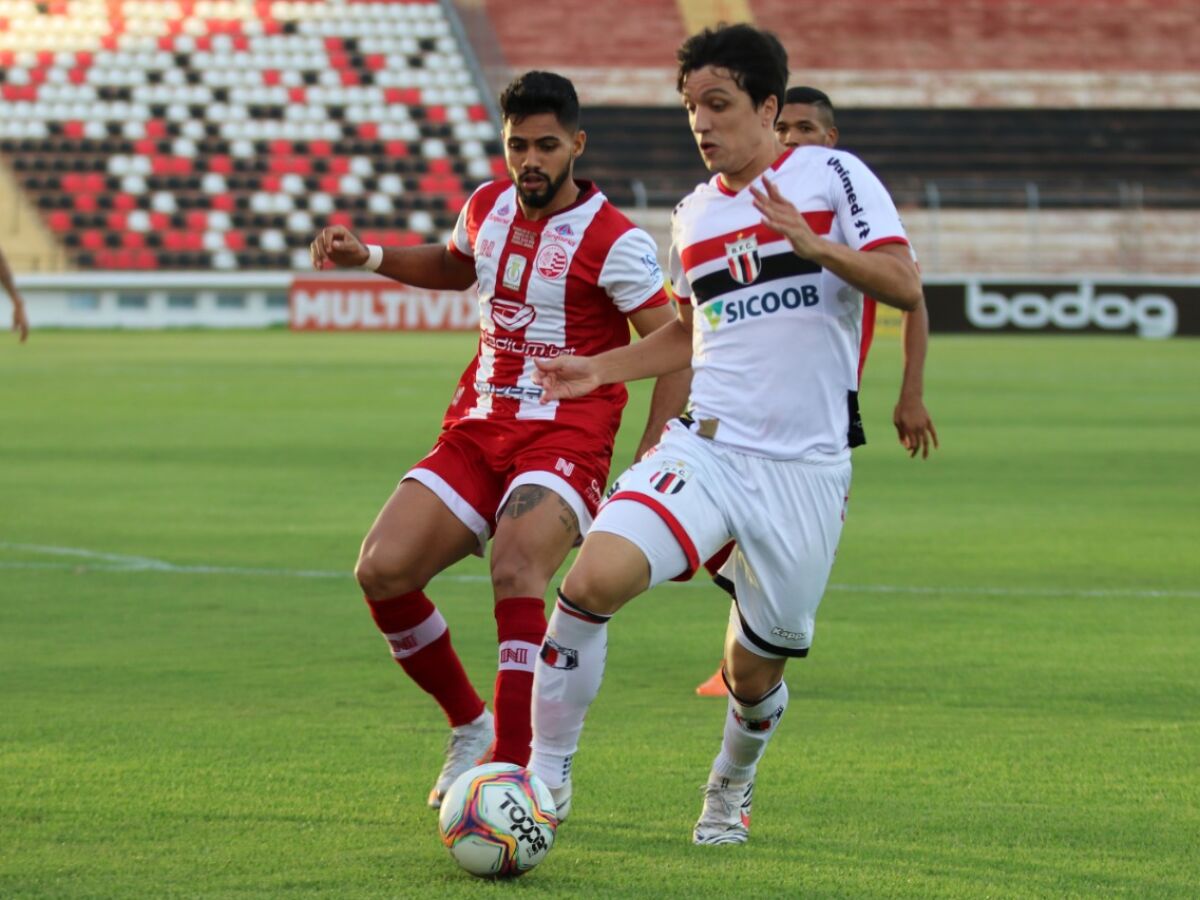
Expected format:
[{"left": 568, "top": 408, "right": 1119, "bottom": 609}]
[{"left": 591, "top": 419, "right": 851, "bottom": 657}]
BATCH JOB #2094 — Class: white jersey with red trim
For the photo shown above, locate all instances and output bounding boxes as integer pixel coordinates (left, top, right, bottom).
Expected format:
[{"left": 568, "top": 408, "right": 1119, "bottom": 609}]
[
  {"left": 669, "top": 146, "right": 909, "bottom": 460},
  {"left": 445, "top": 179, "right": 668, "bottom": 439}
]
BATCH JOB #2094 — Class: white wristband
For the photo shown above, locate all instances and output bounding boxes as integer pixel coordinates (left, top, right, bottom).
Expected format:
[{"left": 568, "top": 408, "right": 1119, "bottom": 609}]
[{"left": 361, "top": 244, "right": 384, "bottom": 272}]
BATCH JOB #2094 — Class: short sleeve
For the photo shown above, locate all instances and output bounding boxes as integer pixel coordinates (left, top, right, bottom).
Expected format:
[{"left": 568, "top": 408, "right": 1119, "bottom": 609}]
[
  {"left": 826, "top": 152, "right": 908, "bottom": 252},
  {"left": 447, "top": 180, "right": 496, "bottom": 262},
  {"left": 598, "top": 227, "right": 669, "bottom": 313},
  {"left": 667, "top": 241, "right": 691, "bottom": 302}
]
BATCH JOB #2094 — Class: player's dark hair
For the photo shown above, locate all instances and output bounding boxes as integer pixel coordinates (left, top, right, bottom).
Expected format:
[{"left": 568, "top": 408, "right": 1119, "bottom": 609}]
[
  {"left": 676, "top": 23, "right": 788, "bottom": 117},
  {"left": 499, "top": 71, "right": 580, "bottom": 130},
  {"left": 785, "top": 86, "right": 836, "bottom": 127}
]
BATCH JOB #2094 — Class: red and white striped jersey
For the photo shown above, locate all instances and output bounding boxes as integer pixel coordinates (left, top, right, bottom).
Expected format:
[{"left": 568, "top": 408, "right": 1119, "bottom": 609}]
[
  {"left": 669, "top": 147, "right": 909, "bottom": 460},
  {"left": 445, "top": 179, "right": 669, "bottom": 439}
]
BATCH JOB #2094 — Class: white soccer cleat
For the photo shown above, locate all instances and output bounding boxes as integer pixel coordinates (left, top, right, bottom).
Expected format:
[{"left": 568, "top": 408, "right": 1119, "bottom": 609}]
[
  {"left": 426, "top": 710, "right": 494, "bottom": 809},
  {"left": 692, "top": 777, "right": 753, "bottom": 845},
  {"left": 549, "top": 777, "right": 572, "bottom": 823}
]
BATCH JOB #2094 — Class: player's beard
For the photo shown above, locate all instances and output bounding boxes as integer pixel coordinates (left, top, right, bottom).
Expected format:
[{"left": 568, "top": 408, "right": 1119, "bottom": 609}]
[{"left": 515, "top": 166, "right": 571, "bottom": 209}]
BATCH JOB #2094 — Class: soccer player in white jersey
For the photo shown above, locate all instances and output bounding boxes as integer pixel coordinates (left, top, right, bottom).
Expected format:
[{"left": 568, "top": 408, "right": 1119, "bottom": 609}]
[
  {"left": 526, "top": 25, "right": 923, "bottom": 844},
  {"left": 310, "top": 71, "right": 688, "bottom": 811},
  {"left": 694, "top": 84, "right": 939, "bottom": 698}
]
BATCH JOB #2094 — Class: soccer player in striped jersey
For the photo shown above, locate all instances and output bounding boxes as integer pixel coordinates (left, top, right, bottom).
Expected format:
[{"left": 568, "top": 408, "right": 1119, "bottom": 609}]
[
  {"left": 527, "top": 25, "right": 924, "bottom": 844},
  {"left": 693, "top": 85, "right": 938, "bottom": 698},
  {"left": 310, "top": 72, "right": 688, "bottom": 813}
]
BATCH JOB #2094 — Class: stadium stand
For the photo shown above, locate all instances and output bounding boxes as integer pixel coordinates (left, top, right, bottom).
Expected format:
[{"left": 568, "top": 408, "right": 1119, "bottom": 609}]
[
  {"left": 578, "top": 107, "right": 1200, "bottom": 211},
  {"left": 0, "top": 0, "right": 503, "bottom": 271}
]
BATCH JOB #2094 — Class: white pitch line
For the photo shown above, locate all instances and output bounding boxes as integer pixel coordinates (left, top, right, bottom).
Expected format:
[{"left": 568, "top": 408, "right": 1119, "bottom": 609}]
[{"left": 1, "top": 542, "right": 1197, "bottom": 599}]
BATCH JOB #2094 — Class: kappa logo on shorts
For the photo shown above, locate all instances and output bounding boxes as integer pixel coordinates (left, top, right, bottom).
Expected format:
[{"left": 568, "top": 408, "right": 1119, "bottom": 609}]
[
  {"left": 540, "top": 637, "right": 579, "bottom": 670},
  {"left": 770, "top": 626, "right": 807, "bottom": 642}
]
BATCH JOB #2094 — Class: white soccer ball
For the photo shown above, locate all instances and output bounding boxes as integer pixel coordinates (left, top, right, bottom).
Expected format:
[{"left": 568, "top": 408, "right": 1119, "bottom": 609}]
[{"left": 437, "top": 763, "right": 558, "bottom": 878}]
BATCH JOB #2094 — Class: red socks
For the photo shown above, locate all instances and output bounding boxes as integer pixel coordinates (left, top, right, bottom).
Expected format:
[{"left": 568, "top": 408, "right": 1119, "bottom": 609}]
[
  {"left": 365, "top": 591, "right": 485, "bottom": 728},
  {"left": 492, "top": 596, "right": 548, "bottom": 765}
]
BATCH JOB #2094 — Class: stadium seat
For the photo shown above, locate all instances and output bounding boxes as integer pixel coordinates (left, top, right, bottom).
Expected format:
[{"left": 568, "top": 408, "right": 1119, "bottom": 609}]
[{"left": 0, "top": 0, "right": 504, "bottom": 269}]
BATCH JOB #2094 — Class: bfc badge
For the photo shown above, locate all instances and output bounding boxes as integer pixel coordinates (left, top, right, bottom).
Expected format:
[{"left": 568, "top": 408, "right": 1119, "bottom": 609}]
[
  {"left": 725, "top": 233, "right": 761, "bottom": 285},
  {"left": 650, "top": 460, "right": 691, "bottom": 495}
]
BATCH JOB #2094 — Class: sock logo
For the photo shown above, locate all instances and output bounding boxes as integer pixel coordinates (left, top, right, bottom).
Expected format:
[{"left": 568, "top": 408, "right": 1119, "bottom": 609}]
[
  {"left": 539, "top": 637, "right": 579, "bottom": 670},
  {"left": 733, "top": 704, "right": 784, "bottom": 732},
  {"left": 500, "top": 647, "right": 530, "bottom": 665}
]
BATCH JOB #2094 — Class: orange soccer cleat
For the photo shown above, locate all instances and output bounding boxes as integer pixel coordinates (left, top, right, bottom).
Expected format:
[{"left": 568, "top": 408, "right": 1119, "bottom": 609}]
[{"left": 694, "top": 665, "right": 728, "bottom": 697}]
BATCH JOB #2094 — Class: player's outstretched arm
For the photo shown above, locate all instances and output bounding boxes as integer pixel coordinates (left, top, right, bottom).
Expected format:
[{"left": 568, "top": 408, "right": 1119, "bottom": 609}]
[
  {"left": 894, "top": 300, "right": 939, "bottom": 459},
  {"left": 750, "top": 177, "right": 922, "bottom": 312},
  {"left": 0, "top": 245, "right": 29, "bottom": 342},
  {"left": 629, "top": 301, "right": 694, "bottom": 460},
  {"left": 309, "top": 225, "right": 476, "bottom": 291},
  {"left": 534, "top": 306, "right": 693, "bottom": 404}
]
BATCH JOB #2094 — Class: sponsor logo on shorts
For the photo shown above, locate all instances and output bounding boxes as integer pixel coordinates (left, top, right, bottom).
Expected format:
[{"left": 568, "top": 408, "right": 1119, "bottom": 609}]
[
  {"left": 540, "top": 637, "right": 579, "bottom": 670},
  {"left": 770, "top": 626, "right": 807, "bottom": 642},
  {"left": 535, "top": 243, "right": 569, "bottom": 279}
]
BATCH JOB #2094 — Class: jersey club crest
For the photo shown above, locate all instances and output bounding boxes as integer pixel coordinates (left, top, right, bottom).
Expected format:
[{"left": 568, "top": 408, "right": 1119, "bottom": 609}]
[{"left": 724, "top": 233, "right": 761, "bottom": 285}]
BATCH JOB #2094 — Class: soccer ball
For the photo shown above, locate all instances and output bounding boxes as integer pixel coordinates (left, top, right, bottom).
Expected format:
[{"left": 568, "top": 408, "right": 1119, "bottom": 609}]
[{"left": 437, "top": 763, "right": 558, "bottom": 878}]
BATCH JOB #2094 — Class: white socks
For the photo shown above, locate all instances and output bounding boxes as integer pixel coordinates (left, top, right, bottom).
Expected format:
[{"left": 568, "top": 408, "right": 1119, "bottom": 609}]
[
  {"left": 711, "top": 678, "right": 789, "bottom": 784},
  {"left": 529, "top": 590, "right": 611, "bottom": 789}
]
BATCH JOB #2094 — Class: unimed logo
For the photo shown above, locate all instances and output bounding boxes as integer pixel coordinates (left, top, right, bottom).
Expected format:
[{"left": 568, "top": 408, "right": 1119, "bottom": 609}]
[
  {"left": 290, "top": 278, "right": 475, "bottom": 331},
  {"left": 966, "top": 283, "right": 1177, "bottom": 339}
]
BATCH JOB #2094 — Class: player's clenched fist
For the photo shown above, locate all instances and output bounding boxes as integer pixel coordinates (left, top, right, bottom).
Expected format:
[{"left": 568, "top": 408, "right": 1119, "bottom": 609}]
[
  {"left": 310, "top": 225, "right": 369, "bottom": 270},
  {"left": 532, "top": 355, "right": 603, "bottom": 403}
]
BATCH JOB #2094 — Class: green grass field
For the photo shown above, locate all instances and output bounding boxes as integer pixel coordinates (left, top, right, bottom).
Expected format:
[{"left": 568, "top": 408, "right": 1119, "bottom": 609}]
[{"left": 1, "top": 331, "right": 1197, "bottom": 898}]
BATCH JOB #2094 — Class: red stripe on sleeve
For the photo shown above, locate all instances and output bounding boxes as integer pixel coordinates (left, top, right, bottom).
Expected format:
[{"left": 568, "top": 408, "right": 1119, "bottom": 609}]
[{"left": 860, "top": 235, "right": 909, "bottom": 252}]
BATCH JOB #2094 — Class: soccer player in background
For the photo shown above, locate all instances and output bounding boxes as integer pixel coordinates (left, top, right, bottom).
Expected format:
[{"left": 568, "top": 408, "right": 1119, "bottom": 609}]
[
  {"left": 310, "top": 71, "right": 689, "bottom": 812},
  {"left": 527, "top": 24, "right": 923, "bottom": 844},
  {"left": 693, "top": 85, "right": 938, "bottom": 698},
  {"left": 0, "top": 244, "right": 30, "bottom": 342}
]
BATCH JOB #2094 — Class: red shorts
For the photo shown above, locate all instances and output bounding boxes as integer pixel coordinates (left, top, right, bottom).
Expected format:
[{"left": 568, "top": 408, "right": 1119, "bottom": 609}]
[{"left": 403, "top": 417, "right": 613, "bottom": 554}]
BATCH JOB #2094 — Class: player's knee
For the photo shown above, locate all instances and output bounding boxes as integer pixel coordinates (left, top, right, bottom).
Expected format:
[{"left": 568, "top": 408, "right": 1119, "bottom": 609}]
[
  {"left": 354, "top": 544, "right": 423, "bottom": 600},
  {"left": 559, "top": 564, "right": 626, "bottom": 617},
  {"left": 490, "top": 552, "right": 550, "bottom": 601}
]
